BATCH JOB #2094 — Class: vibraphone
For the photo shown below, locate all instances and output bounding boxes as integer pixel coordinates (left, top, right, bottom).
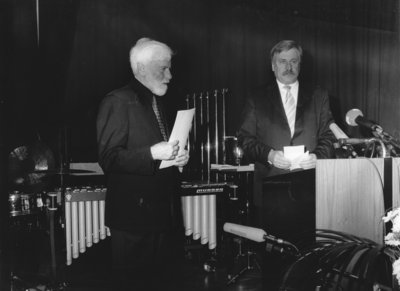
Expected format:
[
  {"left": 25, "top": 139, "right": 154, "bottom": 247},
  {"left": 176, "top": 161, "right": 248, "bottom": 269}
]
[
  {"left": 181, "top": 182, "right": 230, "bottom": 250},
  {"left": 61, "top": 187, "right": 110, "bottom": 265}
]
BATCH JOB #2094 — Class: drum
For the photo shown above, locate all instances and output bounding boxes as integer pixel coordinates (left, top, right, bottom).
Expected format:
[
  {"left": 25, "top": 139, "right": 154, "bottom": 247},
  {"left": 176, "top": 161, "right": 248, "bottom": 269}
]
[{"left": 9, "top": 191, "right": 44, "bottom": 217}]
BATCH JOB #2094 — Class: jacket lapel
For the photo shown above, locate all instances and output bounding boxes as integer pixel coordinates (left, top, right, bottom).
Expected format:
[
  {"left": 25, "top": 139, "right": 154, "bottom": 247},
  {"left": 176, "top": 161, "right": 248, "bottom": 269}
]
[
  {"left": 269, "top": 83, "right": 291, "bottom": 133},
  {"left": 293, "top": 84, "right": 312, "bottom": 137}
]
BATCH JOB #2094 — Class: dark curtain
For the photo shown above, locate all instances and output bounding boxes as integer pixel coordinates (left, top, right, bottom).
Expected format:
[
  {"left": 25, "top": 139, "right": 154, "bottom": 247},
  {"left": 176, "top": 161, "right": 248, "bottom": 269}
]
[
  {"left": 6, "top": 0, "right": 79, "bottom": 158},
  {"left": 37, "top": 0, "right": 80, "bottom": 164},
  {"left": 1, "top": 1, "right": 13, "bottom": 289},
  {"left": 7, "top": 0, "right": 400, "bottom": 161},
  {"left": 7, "top": 0, "right": 40, "bottom": 150}
]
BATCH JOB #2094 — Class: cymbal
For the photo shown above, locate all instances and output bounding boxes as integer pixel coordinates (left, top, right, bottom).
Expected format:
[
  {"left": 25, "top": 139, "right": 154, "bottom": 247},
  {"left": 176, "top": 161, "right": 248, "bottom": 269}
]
[
  {"left": 33, "top": 168, "right": 95, "bottom": 175},
  {"left": 8, "top": 140, "right": 56, "bottom": 191}
]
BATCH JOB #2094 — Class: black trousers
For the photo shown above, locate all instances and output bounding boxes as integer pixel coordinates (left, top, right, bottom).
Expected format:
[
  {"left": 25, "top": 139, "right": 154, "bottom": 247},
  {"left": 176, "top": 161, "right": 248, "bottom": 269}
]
[{"left": 110, "top": 228, "right": 184, "bottom": 291}]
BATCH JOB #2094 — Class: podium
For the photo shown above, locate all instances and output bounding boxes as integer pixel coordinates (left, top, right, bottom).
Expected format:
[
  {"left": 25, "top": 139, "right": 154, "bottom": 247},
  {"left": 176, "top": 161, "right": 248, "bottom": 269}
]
[
  {"left": 316, "top": 158, "right": 400, "bottom": 243},
  {"left": 262, "top": 169, "right": 316, "bottom": 246},
  {"left": 260, "top": 158, "right": 400, "bottom": 289}
]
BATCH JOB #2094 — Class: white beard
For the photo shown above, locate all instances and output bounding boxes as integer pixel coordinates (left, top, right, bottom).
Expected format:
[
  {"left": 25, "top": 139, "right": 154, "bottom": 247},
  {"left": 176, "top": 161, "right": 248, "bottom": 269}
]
[{"left": 152, "top": 83, "right": 168, "bottom": 96}]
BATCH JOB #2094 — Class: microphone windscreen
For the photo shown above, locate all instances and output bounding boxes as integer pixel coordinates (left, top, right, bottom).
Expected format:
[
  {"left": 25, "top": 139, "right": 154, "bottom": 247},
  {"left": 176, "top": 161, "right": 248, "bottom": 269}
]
[
  {"left": 346, "top": 109, "right": 363, "bottom": 126},
  {"left": 329, "top": 123, "right": 348, "bottom": 139},
  {"left": 223, "top": 223, "right": 266, "bottom": 242}
]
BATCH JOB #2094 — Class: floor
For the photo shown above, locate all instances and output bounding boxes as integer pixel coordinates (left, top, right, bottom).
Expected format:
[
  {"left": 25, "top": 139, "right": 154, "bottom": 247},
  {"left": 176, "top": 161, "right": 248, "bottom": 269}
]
[
  {"left": 8, "top": 200, "right": 298, "bottom": 291},
  {"left": 63, "top": 239, "right": 264, "bottom": 291},
  {"left": 8, "top": 225, "right": 283, "bottom": 291}
]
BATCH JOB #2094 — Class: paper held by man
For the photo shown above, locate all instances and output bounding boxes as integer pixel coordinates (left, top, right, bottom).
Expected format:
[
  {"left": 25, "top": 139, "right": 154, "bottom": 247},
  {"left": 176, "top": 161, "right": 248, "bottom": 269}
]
[
  {"left": 283, "top": 145, "right": 309, "bottom": 170},
  {"left": 160, "top": 108, "right": 195, "bottom": 170}
]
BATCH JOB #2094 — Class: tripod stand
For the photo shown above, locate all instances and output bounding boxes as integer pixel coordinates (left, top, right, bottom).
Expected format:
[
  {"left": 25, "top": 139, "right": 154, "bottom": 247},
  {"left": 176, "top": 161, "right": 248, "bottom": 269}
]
[
  {"left": 47, "top": 191, "right": 66, "bottom": 291},
  {"left": 222, "top": 169, "right": 261, "bottom": 285},
  {"left": 226, "top": 234, "right": 261, "bottom": 285},
  {"left": 30, "top": 128, "right": 92, "bottom": 290}
]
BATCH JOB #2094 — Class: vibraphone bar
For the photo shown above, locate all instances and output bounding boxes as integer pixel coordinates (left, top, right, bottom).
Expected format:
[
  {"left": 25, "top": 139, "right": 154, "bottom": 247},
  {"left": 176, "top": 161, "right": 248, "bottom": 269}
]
[{"left": 62, "top": 187, "right": 109, "bottom": 266}]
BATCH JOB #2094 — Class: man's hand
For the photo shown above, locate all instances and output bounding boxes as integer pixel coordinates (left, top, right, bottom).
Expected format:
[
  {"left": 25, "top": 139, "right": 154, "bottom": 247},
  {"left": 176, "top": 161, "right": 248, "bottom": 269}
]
[
  {"left": 299, "top": 153, "right": 317, "bottom": 169},
  {"left": 173, "top": 149, "right": 190, "bottom": 167},
  {"left": 150, "top": 140, "right": 179, "bottom": 160},
  {"left": 268, "top": 150, "right": 291, "bottom": 170}
]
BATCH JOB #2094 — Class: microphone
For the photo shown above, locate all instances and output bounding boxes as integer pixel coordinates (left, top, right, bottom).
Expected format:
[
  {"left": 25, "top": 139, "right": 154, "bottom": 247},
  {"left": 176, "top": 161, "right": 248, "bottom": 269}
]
[
  {"left": 223, "top": 222, "right": 287, "bottom": 244},
  {"left": 329, "top": 123, "right": 357, "bottom": 158},
  {"left": 223, "top": 222, "right": 266, "bottom": 242},
  {"left": 329, "top": 123, "right": 348, "bottom": 139},
  {"left": 266, "top": 242, "right": 287, "bottom": 254},
  {"left": 345, "top": 109, "right": 382, "bottom": 133},
  {"left": 223, "top": 223, "right": 298, "bottom": 256}
]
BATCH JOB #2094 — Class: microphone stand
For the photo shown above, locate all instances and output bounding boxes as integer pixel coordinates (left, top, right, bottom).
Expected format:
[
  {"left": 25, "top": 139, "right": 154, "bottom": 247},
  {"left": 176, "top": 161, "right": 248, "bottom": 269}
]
[
  {"left": 339, "top": 136, "right": 390, "bottom": 158},
  {"left": 44, "top": 127, "right": 69, "bottom": 291},
  {"left": 364, "top": 137, "right": 388, "bottom": 158},
  {"left": 226, "top": 226, "right": 299, "bottom": 285},
  {"left": 226, "top": 171, "right": 261, "bottom": 286},
  {"left": 373, "top": 129, "right": 400, "bottom": 157}
]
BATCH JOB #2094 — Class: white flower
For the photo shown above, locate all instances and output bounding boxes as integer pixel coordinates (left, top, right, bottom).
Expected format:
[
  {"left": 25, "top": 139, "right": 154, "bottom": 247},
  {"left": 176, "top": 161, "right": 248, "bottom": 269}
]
[
  {"left": 393, "top": 258, "right": 400, "bottom": 284},
  {"left": 385, "top": 232, "right": 400, "bottom": 246},
  {"left": 394, "top": 216, "right": 400, "bottom": 233},
  {"left": 383, "top": 212, "right": 392, "bottom": 223},
  {"left": 384, "top": 208, "right": 400, "bottom": 285},
  {"left": 383, "top": 208, "right": 400, "bottom": 223}
]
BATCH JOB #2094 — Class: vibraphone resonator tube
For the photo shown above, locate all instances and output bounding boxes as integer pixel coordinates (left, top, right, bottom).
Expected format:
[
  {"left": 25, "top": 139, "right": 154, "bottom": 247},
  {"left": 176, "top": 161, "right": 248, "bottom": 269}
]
[{"left": 63, "top": 187, "right": 110, "bottom": 265}]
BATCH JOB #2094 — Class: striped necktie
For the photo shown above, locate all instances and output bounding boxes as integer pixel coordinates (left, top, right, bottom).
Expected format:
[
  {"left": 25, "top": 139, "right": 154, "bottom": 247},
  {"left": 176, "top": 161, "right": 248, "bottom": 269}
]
[
  {"left": 152, "top": 96, "right": 169, "bottom": 141},
  {"left": 283, "top": 85, "right": 296, "bottom": 137}
]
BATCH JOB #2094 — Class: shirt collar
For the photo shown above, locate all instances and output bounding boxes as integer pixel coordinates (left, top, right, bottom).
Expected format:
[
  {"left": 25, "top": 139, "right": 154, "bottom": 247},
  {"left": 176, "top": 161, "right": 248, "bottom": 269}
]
[
  {"left": 276, "top": 79, "right": 299, "bottom": 104},
  {"left": 276, "top": 79, "right": 299, "bottom": 91},
  {"left": 130, "top": 77, "right": 154, "bottom": 100}
]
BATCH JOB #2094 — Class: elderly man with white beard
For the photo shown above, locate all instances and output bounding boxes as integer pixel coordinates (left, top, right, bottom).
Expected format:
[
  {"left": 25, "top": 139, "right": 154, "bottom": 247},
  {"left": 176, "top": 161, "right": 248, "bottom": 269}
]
[{"left": 97, "top": 38, "right": 189, "bottom": 290}]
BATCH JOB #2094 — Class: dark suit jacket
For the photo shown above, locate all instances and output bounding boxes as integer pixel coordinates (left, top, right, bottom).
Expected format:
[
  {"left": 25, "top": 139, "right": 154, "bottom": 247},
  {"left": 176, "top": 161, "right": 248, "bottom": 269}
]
[
  {"left": 96, "top": 78, "right": 181, "bottom": 232},
  {"left": 238, "top": 81, "right": 335, "bottom": 206}
]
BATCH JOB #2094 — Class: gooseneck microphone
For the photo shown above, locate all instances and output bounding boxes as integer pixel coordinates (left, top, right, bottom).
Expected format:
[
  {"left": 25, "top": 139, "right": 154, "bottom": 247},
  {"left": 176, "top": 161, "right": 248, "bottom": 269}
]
[{"left": 345, "top": 109, "right": 382, "bottom": 133}]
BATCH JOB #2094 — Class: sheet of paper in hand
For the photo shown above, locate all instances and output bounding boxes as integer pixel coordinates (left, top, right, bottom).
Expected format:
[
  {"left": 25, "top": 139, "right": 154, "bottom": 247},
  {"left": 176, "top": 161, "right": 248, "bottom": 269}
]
[
  {"left": 283, "top": 145, "right": 309, "bottom": 170},
  {"left": 160, "top": 108, "right": 195, "bottom": 170}
]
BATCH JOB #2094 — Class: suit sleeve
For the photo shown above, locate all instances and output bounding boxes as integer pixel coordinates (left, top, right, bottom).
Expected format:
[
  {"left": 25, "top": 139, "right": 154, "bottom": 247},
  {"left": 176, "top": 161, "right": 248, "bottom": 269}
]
[
  {"left": 312, "top": 91, "right": 335, "bottom": 159},
  {"left": 96, "top": 95, "right": 156, "bottom": 175},
  {"left": 238, "top": 98, "right": 273, "bottom": 164}
]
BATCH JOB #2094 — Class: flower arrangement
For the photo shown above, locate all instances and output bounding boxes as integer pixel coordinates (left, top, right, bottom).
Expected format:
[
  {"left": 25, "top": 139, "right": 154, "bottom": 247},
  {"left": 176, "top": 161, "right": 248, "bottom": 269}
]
[{"left": 383, "top": 208, "right": 400, "bottom": 285}]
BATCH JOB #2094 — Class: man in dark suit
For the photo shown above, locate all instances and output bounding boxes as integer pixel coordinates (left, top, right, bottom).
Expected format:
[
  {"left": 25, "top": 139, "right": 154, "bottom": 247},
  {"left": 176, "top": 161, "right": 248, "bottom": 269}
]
[
  {"left": 238, "top": 39, "right": 335, "bottom": 289},
  {"left": 238, "top": 39, "right": 335, "bottom": 208},
  {"left": 96, "top": 38, "right": 189, "bottom": 290}
]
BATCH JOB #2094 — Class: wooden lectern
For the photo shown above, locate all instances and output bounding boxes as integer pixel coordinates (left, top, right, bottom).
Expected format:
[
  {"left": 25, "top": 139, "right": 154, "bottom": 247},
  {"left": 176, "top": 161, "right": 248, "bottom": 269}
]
[{"left": 316, "top": 157, "right": 400, "bottom": 244}]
